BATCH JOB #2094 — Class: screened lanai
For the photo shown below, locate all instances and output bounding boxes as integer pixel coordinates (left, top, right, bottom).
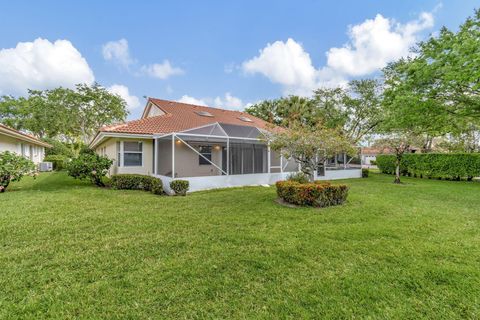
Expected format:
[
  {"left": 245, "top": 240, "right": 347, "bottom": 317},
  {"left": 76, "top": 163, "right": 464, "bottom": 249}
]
[{"left": 153, "top": 122, "right": 298, "bottom": 179}]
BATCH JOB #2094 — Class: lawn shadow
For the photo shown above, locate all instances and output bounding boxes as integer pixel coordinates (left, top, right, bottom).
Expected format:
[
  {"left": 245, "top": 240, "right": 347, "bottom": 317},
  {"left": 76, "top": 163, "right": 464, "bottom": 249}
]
[{"left": 8, "top": 172, "right": 91, "bottom": 193}]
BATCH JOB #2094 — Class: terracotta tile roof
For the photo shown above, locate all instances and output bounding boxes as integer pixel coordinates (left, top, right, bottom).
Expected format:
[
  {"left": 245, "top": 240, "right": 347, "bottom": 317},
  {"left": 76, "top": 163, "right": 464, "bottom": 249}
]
[
  {"left": 0, "top": 123, "right": 52, "bottom": 148},
  {"left": 99, "top": 98, "right": 277, "bottom": 135}
]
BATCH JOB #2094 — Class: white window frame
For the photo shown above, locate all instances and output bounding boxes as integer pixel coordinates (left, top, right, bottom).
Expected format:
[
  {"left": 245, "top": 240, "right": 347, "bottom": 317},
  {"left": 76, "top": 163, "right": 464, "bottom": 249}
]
[{"left": 119, "top": 141, "right": 143, "bottom": 167}]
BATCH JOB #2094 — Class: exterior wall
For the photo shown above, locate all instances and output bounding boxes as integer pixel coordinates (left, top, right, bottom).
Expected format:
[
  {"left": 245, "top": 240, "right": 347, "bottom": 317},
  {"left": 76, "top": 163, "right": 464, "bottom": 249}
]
[
  {"left": 173, "top": 141, "right": 223, "bottom": 177},
  {"left": 361, "top": 154, "right": 376, "bottom": 166},
  {"left": 95, "top": 137, "right": 154, "bottom": 176},
  {"left": 0, "top": 134, "right": 45, "bottom": 164},
  {"left": 157, "top": 169, "right": 362, "bottom": 193}
]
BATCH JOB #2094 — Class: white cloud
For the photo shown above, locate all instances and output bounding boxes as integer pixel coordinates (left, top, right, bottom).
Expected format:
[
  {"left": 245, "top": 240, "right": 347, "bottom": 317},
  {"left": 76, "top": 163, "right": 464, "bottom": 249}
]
[
  {"left": 242, "top": 38, "right": 318, "bottom": 95},
  {"left": 102, "top": 38, "right": 183, "bottom": 80},
  {"left": 242, "top": 11, "right": 435, "bottom": 95},
  {"left": 141, "top": 60, "right": 184, "bottom": 80},
  {"left": 326, "top": 12, "right": 434, "bottom": 76},
  {"left": 177, "top": 95, "right": 208, "bottom": 106},
  {"left": 213, "top": 92, "right": 243, "bottom": 110},
  {"left": 107, "top": 84, "right": 141, "bottom": 110},
  {"left": 0, "top": 38, "right": 94, "bottom": 96},
  {"left": 102, "top": 38, "right": 134, "bottom": 69},
  {"left": 178, "top": 92, "right": 245, "bottom": 110}
]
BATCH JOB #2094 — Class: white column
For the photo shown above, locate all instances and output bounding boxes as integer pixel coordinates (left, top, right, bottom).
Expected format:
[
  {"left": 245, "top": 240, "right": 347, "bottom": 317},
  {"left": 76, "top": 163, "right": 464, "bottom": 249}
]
[
  {"left": 226, "top": 137, "right": 230, "bottom": 175},
  {"left": 154, "top": 138, "right": 158, "bottom": 175},
  {"left": 267, "top": 142, "right": 271, "bottom": 173},
  {"left": 343, "top": 153, "right": 347, "bottom": 169},
  {"left": 171, "top": 134, "right": 175, "bottom": 178}
]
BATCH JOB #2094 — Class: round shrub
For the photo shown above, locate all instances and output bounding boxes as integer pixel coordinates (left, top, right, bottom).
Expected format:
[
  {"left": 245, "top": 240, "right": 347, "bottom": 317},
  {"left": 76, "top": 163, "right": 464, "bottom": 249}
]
[
  {"left": 0, "top": 151, "right": 36, "bottom": 192},
  {"left": 170, "top": 180, "right": 189, "bottom": 196},
  {"left": 67, "top": 153, "right": 113, "bottom": 187},
  {"left": 43, "top": 154, "right": 68, "bottom": 171},
  {"left": 110, "top": 174, "right": 163, "bottom": 195},
  {"left": 362, "top": 168, "right": 369, "bottom": 178},
  {"left": 276, "top": 180, "right": 348, "bottom": 207}
]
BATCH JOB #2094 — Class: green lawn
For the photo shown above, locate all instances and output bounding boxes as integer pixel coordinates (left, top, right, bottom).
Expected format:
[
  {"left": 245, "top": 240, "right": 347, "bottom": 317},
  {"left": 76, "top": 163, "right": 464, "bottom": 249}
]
[{"left": 1, "top": 172, "right": 480, "bottom": 319}]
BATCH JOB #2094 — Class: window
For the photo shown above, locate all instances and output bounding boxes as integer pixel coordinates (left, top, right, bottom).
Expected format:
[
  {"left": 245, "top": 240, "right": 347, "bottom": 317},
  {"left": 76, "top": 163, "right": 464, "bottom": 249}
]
[
  {"left": 121, "top": 141, "right": 143, "bottom": 166},
  {"left": 198, "top": 146, "right": 212, "bottom": 165},
  {"left": 195, "top": 111, "right": 214, "bottom": 117}
]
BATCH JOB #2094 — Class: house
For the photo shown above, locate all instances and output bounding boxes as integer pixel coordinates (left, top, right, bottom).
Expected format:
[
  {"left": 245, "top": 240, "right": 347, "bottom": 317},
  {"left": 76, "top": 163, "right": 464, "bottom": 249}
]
[
  {"left": 0, "top": 124, "right": 51, "bottom": 164},
  {"left": 90, "top": 98, "right": 361, "bottom": 192},
  {"left": 361, "top": 146, "right": 419, "bottom": 167}
]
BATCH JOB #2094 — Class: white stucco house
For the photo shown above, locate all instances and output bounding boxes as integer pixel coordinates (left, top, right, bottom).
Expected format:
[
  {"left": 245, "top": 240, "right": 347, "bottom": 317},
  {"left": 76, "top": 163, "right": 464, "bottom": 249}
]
[
  {"left": 90, "top": 98, "right": 361, "bottom": 192},
  {"left": 0, "top": 124, "right": 51, "bottom": 164}
]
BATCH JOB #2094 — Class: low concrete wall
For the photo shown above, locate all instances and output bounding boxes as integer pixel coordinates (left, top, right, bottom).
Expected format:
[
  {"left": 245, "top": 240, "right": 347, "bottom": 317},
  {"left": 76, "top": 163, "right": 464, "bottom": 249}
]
[
  {"left": 320, "top": 169, "right": 362, "bottom": 180},
  {"left": 157, "top": 169, "right": 362, "bottom": 193}
]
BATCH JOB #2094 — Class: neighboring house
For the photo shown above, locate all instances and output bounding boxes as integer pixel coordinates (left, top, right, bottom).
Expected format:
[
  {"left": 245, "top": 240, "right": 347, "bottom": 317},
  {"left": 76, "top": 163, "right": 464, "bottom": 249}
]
[
  {"left": 0, "top": 124, "right": 51, "bottom": 164},
  {"left": 361, "top": 146, "right": 419, "bottom": 167},
  {"left": 90, "top": 98, "right": 361, "bottom": 192}
]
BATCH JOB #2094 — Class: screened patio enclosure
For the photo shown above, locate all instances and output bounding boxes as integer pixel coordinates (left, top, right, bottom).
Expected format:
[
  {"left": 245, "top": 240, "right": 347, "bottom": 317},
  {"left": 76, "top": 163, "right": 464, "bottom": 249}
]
[{"left": 153, "top": 122, "right": 298, "bottom": 179}]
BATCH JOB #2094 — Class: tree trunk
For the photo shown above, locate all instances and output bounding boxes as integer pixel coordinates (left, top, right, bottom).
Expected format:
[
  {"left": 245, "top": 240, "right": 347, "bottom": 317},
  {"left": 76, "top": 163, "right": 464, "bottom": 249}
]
[{"left": 394, "top": 158, "right": 401, "bottom": 184}]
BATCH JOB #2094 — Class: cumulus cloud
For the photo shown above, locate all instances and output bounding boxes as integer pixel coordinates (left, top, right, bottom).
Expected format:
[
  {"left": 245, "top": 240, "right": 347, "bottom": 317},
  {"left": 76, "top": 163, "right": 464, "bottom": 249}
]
[
  {"left": 102, "top": 38, "right": 134, "bottom": 69},
  {"left": 178, "top": 92, "right": 245, "bottom": 110},
  {"left": 242, "top": 11, "right": 435, "bottom": 95},
  {"left": 0, "top": 38, "right": 94, "bottom": 96},
  {"left": 326, "top": 12, "right": 434, "bottom": 76},
  {"left": 102, "top": 38, "right": 184, "bottom": 80},
  {"left": 178, "top": 95, "right": 208, "bottom": 106},
  {"left": 213, "top": 92, "right": 243, "bottom": 110},
  {"left": 107, "top": 84, "right": 141, "bottom": 110},
  {"left": 140, "top": 60, "right": 184, "bottom": 80}
]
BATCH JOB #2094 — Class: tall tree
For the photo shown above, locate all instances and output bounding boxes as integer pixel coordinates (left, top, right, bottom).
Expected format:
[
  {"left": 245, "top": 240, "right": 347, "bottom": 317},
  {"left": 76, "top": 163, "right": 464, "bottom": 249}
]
[{"left": 0, "top": 83, "right": 128, "bottom": 143}]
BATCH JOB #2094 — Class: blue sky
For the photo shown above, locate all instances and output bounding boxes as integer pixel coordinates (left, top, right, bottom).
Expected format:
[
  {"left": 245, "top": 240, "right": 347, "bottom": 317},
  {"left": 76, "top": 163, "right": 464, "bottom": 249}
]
[{"left": 0, "top": 0, "right": 478, "bottom": 119}]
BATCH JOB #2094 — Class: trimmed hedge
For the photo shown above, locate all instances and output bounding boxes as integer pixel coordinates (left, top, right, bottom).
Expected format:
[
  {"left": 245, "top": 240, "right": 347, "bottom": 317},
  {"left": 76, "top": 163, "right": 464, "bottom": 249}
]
[
  {"left": 276, "top": 180, "right": 349, "bottom": 207},
  {"left": 43, "top": 155, "right": 68, "bottom": 171},
  {"left": 110, "top": 174, "right": 163, "bottom": 195},
  {"left": 377, "top": 153, "right": 480, "bottom": 180},
  {"left": 170, "top": 180, "right": 189, "bottom": 196},
  {"left": 362, "top": 168, "right": 369, "bottom": 178}
]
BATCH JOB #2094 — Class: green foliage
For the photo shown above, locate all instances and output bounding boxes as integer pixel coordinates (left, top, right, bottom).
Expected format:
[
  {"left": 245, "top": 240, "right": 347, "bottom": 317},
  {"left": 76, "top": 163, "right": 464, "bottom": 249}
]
[
  {"left": 110, "top": 174, "right": 163, "bottom": 195},
  {"left": 0, "top": 83, "right": 128, "bottom": 143},
  {"left": 170, "top": 180, "right": 189, "bottom": 196},
  {"left": 268, "top": 124, "right": 355, "bottom": 180},
  {"left": 276, "top": 180, "right": 348, "bottom": 207},
  {"left": 0, "top": 151, "right": 35, "bottom": 192},
  {"left": 287, "top": 172, "right": 310, "bottom": 184},
  {"left": 67, "top": 153, "right": 113, "bottom": 187},
  {"left": 43, "top": 138, "right": 75, "bottom": 158},
  {"left": 377, "top": 153, "right": 480, "bottom": 180},
  {"left": 362, "top": 168, "right": 369, "bottom": 178},
  {"left": 381, "top": 9, "right": 480, "bottom": 146},
  {"left": 43, "top": 155, "right": 68, "bottom": 171}
]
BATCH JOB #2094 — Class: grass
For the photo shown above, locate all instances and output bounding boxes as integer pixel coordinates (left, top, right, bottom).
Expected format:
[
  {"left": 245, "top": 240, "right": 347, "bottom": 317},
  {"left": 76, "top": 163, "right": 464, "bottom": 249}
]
[{"left": 1, "top": 172, "right": 480, "bottom": 319}]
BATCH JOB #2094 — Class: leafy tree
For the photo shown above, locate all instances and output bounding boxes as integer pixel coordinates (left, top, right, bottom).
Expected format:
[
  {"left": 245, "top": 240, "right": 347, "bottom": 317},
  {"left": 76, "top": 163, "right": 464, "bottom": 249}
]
[
  {"left": 267, "top": 124, "right": 355, "bottom": 181},
  {"left": 313, "top": 79, "right": 383, "bottom": 144},
  {"left": 0, "top": 83, "right": 128, "bottom": 144},
  {"left": 0, "top": 151, "right": 36, "bottom": 192},
  {"left": 67, "top": 153, "right": 113, "bottom": 187},
  {"left": 381, "top": 9, "right": 480, "bottom": 151},
  {"left": 245, "top": 95, "right": 317, "bottom": 127}
]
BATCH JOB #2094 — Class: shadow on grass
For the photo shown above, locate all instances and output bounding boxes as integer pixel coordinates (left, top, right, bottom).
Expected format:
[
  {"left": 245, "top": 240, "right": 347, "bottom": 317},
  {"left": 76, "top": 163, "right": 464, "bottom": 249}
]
[{"left": 8, "top": 171, "right": 91, "bottom": 193}]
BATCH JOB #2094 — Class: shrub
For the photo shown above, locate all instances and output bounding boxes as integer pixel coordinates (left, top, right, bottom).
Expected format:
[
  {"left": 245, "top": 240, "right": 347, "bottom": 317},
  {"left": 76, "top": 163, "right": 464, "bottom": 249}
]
[
  {"left": 376, "top": 153, "right": 480, "bottom": 180},
  {"left": 67, "top": 153, "right": 113, "bottom": 187},
  {"left": 43, "top": 154, "right": 68, "bottom": 171},
  {"left": 287, "top": 172, "right": 310, "bottom": 184},
  {"left": 170, "top": 180, "right": 189, "bottom": 196},
  {"left": 0, "top": 151, "right": 36, "bottom": 192},
  {"left": 110, "top": 174, "right": 163, "bottom": 195},
  {"left": 370, "top": 160, "right": 377, "bottom": 165},
  {"left": 362, "top": 168, "right": 369, "bottom": 178},
  {"left": 276, "top": 180, "right": 349, "bottom": 207}
]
